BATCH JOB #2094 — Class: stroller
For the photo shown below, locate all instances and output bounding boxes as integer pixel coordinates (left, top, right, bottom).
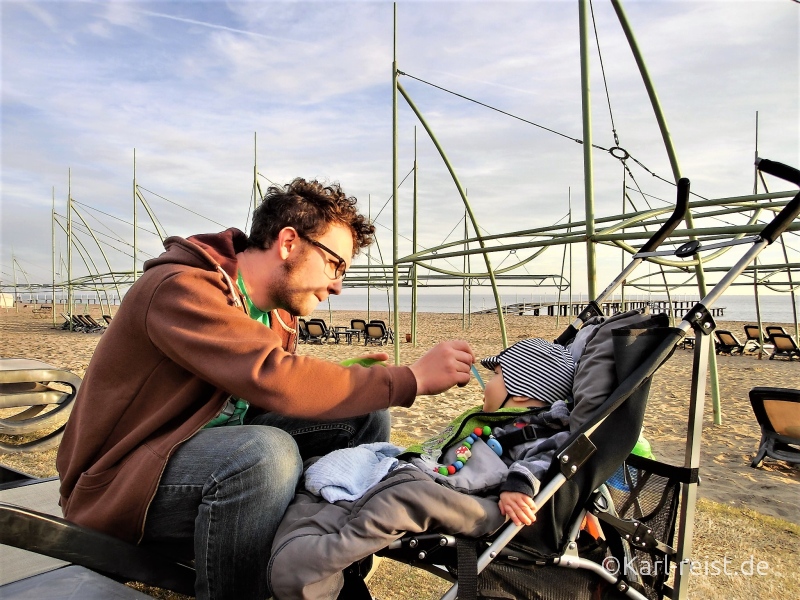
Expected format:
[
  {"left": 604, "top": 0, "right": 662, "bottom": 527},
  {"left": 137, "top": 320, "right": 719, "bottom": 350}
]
[
  {"left": 1, "top": 157, "right": 798, "bottom": 600},
  {"left": 268, "top": 158, "right": 800, "bottom": 600}
]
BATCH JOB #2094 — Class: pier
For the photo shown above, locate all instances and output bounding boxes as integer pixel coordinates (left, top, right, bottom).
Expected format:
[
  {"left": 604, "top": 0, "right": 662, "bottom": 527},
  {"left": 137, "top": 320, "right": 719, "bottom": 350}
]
[{"left": 474, "top": 299, "right": 725, "bottom": 318}]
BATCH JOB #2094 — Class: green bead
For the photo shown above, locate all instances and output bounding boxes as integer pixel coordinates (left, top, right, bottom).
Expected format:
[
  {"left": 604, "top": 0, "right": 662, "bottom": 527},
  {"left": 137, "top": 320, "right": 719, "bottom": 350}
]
[
  {"left": 438, "top": 466, "right": 449, "bottom": 476},
  {"left": 483, "top": 426, "right": 492, "bottom": 436}
]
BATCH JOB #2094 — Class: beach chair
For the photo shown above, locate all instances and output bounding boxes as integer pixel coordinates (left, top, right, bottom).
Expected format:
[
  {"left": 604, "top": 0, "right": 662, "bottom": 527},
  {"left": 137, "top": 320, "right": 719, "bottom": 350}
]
[
  {"left": 305, "top": 319, "right": 330, "bottom": 344},
  {"left": 1, "top": 159, "right": 798, "bottom": 600},
  {"left": 370, "top": 319, "right": 394, "bottom": 343},
  {"left": 363, "top": 321, "right": 389, "bottom": 346},
  {"left": 749, "top": 387, "right": 800, "bottom": 467},
  {"left": 102, "top": 314, "right": 113, "bottom": 325},
  {"left": 768, "top": 333, "right": 800, "bottom": 361},
  {"left": 350, "top": 319, "right": 367, "bottom": 342},
  {"left": 743, "top": 324, "right": 773, "bottom": 355},
  {"left": 713, "top": 330, "right": 745, "bottom": 355},
  {"left": 298, "top": 318, "right": 309, "bottom": 343},
  {"left": 765, "top": 325, "right": 787, "bottom": 339},
  {"left": 83, "top": 315, "right": 106, "bottom": 329}
]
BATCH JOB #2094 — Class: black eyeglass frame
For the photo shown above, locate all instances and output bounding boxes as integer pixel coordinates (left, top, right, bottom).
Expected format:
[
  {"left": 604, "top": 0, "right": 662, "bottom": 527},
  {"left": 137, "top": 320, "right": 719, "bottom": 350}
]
[{"left": 298, "top": 234, "right": 348, "bottom": 280}]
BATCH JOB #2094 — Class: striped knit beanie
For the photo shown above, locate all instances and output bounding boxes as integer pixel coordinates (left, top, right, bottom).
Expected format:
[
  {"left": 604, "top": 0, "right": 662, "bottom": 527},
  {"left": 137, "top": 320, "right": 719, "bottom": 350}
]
[{"left": 480, "top": 338, "right": 575, "bottom": 404}]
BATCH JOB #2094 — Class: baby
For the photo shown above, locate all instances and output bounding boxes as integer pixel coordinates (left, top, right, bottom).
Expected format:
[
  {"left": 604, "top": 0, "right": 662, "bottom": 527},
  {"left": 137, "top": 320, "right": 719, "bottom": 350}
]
[
  {"left": 477, "top": 338, "right": 575, "bottom": 527},
  {"left": 305, "top": 338, "right": 576, "bottom": 529}
]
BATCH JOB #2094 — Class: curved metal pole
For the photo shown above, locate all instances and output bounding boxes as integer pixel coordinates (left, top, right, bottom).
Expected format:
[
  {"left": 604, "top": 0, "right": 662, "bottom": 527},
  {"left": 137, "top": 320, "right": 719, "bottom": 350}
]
[
  {"left": 611, "top": 0, "right": 721, "bottom": 423},
  {"left": 135, "top": 189, "right": 167, "bottom": 243},
  {"left": 71, "top": 205, "right": 121, "bottom": 308},
  {"left": 54, "top": 218, "right": 107, "bottom": 313},
  {"left": 397, "top": 80, "right": 508, "bottom": 347}
]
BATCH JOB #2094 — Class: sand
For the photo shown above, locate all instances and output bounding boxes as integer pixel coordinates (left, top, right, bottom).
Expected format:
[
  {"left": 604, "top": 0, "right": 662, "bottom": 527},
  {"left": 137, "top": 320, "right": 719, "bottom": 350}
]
[{"left": 1, "top": 304, "right": 797, "bottom": 525}]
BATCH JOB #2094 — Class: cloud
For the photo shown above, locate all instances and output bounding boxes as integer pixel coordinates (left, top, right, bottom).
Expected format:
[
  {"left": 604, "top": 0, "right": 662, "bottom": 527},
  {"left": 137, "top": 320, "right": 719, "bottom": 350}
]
[{"left": 1, "top": 0, "right": 797, "bottom": 296}]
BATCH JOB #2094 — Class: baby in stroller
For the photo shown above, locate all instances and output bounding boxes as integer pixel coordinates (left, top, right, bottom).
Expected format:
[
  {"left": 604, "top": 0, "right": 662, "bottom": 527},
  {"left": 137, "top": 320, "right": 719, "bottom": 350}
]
[{"left": 305, "top": 337, "right": 577, "bottom": 527}]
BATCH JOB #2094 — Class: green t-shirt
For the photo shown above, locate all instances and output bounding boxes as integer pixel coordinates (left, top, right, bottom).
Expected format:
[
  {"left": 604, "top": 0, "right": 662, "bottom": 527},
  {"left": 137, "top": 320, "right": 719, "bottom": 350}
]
[{"left": 204, "top": 271, "right": 264, "bottom": 428}]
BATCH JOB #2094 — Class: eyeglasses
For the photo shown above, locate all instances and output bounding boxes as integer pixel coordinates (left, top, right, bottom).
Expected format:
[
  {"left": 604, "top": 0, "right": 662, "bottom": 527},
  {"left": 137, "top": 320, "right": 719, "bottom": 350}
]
[{"left": 299, "top": 234, "right": 348, "bottom": 280}]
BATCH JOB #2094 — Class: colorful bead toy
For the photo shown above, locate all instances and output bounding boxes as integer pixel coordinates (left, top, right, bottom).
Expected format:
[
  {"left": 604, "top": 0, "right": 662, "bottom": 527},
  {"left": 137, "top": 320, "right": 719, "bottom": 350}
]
[{"left": 436, "top": 426, "right": 503, "bottom": 476}]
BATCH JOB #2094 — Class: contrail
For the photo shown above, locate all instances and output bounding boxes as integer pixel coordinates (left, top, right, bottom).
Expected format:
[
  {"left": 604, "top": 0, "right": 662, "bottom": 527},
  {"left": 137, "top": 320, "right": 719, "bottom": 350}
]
[{"left": 136, "top": 8, "right": 314, "bottom": 46}]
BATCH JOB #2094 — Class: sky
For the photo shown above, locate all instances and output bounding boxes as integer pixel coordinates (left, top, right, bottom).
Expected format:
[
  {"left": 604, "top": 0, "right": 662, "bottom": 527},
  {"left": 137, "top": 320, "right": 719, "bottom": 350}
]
[{"left": 1, "top": 0, "right": 799, "bottom": 301}]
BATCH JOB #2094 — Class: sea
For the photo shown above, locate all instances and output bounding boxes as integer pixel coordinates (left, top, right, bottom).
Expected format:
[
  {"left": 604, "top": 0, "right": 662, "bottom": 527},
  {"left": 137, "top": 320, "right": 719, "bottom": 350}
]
[
  {"left": 14, "top": 289, "right": 798, "bottom": 324},
  {"left": 320, "top": 290, "right": 799, "bottom": 324}
]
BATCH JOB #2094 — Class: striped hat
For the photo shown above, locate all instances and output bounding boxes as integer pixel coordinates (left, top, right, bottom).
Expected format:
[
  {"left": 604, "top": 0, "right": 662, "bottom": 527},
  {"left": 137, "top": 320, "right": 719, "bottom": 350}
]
[{"left": 480, "top": 338, "right": 575, "bottom": 404}]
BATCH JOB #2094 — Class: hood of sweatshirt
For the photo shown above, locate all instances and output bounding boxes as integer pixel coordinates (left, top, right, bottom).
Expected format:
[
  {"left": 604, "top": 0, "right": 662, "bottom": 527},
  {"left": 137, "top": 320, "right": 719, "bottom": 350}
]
[{"left": 143, "top": 227, "right": 248, "bottom": 309}]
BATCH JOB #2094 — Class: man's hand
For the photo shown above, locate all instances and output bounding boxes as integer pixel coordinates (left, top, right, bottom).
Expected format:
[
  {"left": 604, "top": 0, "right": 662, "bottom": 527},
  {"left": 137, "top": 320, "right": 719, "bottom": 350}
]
[
  {"left": 339, "top": 352, "right": 390, "bottom": 367},
  {"left": 409, "top": 340, "right": 475, "bottom": 395},
  {"left": 498, "top": 491, "right": 537, "bottom": 527}
]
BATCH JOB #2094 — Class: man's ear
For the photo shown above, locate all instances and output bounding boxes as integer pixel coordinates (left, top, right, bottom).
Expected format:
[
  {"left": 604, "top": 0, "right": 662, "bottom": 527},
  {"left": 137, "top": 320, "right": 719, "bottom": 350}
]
[{"left": 276, "top": 227, "right": 300, "bottom": 260}]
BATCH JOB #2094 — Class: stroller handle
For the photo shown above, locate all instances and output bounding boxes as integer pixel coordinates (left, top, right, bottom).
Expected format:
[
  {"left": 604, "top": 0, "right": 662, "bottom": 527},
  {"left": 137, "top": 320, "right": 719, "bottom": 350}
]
[
  {"left": 639, "top": 177, "right": 690, "bottom": 254},
  {"left": 756, "top": 158, "right": 800, "bottom": 245}
]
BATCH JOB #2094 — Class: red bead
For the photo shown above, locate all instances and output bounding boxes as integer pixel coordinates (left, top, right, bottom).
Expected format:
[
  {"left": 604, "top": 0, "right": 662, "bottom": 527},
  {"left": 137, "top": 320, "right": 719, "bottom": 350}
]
[
  {"left": 447, "top": 465, "right": 456, "bottom": 475},
  {"left": 474, "top": 427, "right": 484, "bottom": 436}
]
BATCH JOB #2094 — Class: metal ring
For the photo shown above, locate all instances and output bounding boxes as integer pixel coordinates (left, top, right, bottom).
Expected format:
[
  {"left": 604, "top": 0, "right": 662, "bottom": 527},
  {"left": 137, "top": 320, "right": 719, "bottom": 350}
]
[{"left": 609, "top": 146, "right": 630, "bottom": 161}]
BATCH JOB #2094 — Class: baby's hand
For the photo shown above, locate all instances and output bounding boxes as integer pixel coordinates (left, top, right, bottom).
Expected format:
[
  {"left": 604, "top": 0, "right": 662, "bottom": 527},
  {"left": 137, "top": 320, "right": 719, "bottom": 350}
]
[{"left": 498, "top": 491, "right": 537, "bottom": 527}]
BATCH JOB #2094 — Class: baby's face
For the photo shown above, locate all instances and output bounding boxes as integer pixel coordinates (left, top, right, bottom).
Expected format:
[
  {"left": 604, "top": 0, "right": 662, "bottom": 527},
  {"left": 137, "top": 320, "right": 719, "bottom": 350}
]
[
  {"left": 482, "top": 365, "right": 548, "bottom": 411},
  {"left": 483, "top": 366, "right": 510, "bottom": 412}
]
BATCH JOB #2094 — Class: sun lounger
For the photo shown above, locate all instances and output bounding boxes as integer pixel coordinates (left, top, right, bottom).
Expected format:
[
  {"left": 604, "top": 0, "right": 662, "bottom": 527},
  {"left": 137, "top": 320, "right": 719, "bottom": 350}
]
[
  {"left": 714, "top": 329, "right": 745, "bottom": 355},
  {"left": 743, "top": 324, "right": 773, "bottom": 355},
  {"left": 363, "top": 322, "right": 389, "bottom": 346},
  {"left": 768, "top": 332, "right": 800, "bottom": 361},
  {"left": 749, "top": 387, "right": 800, "bottom": 467}
]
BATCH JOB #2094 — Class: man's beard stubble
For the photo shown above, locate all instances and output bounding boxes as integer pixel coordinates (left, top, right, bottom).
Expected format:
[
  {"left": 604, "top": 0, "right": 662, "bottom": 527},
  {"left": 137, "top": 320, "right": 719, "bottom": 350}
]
[{"left": 272, "top": 247, "right": 316, "bottom": 316}]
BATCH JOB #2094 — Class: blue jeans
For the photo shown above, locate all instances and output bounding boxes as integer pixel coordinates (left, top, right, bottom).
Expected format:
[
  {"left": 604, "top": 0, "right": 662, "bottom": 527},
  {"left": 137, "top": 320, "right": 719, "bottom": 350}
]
[
  {"left": 247, "top": 409, "right": 391, "bottom": 462},
  {"left": 142, "top": 410, "right": 390, "bottom": 599}
]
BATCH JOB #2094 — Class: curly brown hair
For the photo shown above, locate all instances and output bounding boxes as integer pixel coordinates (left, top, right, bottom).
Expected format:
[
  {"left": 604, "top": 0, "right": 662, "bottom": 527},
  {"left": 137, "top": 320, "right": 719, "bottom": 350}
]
[{"left": 248, "top": 178, "right": 374, "bottom": 255}]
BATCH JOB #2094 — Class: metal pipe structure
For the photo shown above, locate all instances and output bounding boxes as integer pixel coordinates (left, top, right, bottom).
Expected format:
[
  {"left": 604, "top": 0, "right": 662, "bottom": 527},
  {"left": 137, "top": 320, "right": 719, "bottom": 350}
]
[
  {"left": 579, "top": 0, "right": 598, "bottom": 299},
  {"left": 67, "top": 170, "right": 73, "bottom": 331},
  {"left": 133, "top": 150, "right": 138, "bottom": 284},
  {"left": 51, "top": 187, "right": 56, "bottom": 327},
  {"left": 392, "top": 4, "right": 400, "bottom": 364},
  {"left": 610, "top": 0, "right": 722, "bottom": 422},
  {"left": 412, "top": 128, "right": 419, "bottom": 347},
  {"left": 396, "top": 80, "right": 509, "bottom": 348}
]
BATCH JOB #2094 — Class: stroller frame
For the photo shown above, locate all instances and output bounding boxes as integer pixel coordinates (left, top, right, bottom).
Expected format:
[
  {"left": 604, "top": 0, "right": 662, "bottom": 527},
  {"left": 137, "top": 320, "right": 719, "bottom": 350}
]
[
  {"left": 0, "top": 159, "right": 797, "bottom": 600},
  {"left": 379, "top": 159, "right": 800, "bottom": 600}
]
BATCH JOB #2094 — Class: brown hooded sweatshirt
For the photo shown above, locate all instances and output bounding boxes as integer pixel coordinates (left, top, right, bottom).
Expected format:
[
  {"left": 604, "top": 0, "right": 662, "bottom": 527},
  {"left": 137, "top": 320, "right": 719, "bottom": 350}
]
[{"left": 56, "top": 228, "right": 417, "bottom": 543}]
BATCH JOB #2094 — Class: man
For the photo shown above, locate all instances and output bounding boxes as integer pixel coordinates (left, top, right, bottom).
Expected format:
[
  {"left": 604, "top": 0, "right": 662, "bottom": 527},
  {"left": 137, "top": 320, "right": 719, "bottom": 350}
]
[{"left": 56, "top": 178, "right": 474, "bottom": 600}]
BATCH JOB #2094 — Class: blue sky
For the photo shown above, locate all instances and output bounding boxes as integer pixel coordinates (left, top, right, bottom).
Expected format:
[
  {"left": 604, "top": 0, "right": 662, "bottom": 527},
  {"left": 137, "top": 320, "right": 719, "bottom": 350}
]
[{"left": 1, "top": 0, "right": 798, "bottom": 298}]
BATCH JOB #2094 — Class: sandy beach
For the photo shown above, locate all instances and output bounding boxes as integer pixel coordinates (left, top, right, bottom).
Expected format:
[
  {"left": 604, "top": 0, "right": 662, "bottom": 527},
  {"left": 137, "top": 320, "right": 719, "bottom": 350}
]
[
  {"left": 1, "top": 305, "right": 799, "bottom": 599},
  {"left": 2, "top": 305, "right": 797, "bottom": 522}
]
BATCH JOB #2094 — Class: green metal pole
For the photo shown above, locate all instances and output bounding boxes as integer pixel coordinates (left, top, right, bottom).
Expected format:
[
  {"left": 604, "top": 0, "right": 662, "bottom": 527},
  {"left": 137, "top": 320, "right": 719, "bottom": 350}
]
[
  {"left": 67, "top": 169, "right": 73, "bottom": 331},
  {"left": 52, "top": 187, "right": 56, "bottom": 328},
  {"left": 612, "top": 0, "right": 721, "bottom": 424},
  {"left": 462, "top": 210, "right": 467, "bottom": 331},
  {"left": 254, "top": 132, "right": 259, "bottom": 214},
  {"left": 133, "top": 149, "right": 138, "bottom": 286},
  {"left": 397, "top": 81, "right": 508, "bottom": 348},
  {"left": 412, "top": 128, "right": 418, "bottom": 347},
  {"left": 579, "top": 0, "right": 597, "bottom": 300},
  {"left": 367, "top": 195, "right": 371, "bottom": 321},
  {"left": 392, "top": 4, "right": 400, "bottom": 364}
]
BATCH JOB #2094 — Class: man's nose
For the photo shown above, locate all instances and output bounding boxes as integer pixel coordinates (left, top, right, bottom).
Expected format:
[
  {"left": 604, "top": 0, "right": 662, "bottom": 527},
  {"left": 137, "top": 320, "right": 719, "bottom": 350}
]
[{"left": 329, "top": 278, "right": 343, "bottom": 295}]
